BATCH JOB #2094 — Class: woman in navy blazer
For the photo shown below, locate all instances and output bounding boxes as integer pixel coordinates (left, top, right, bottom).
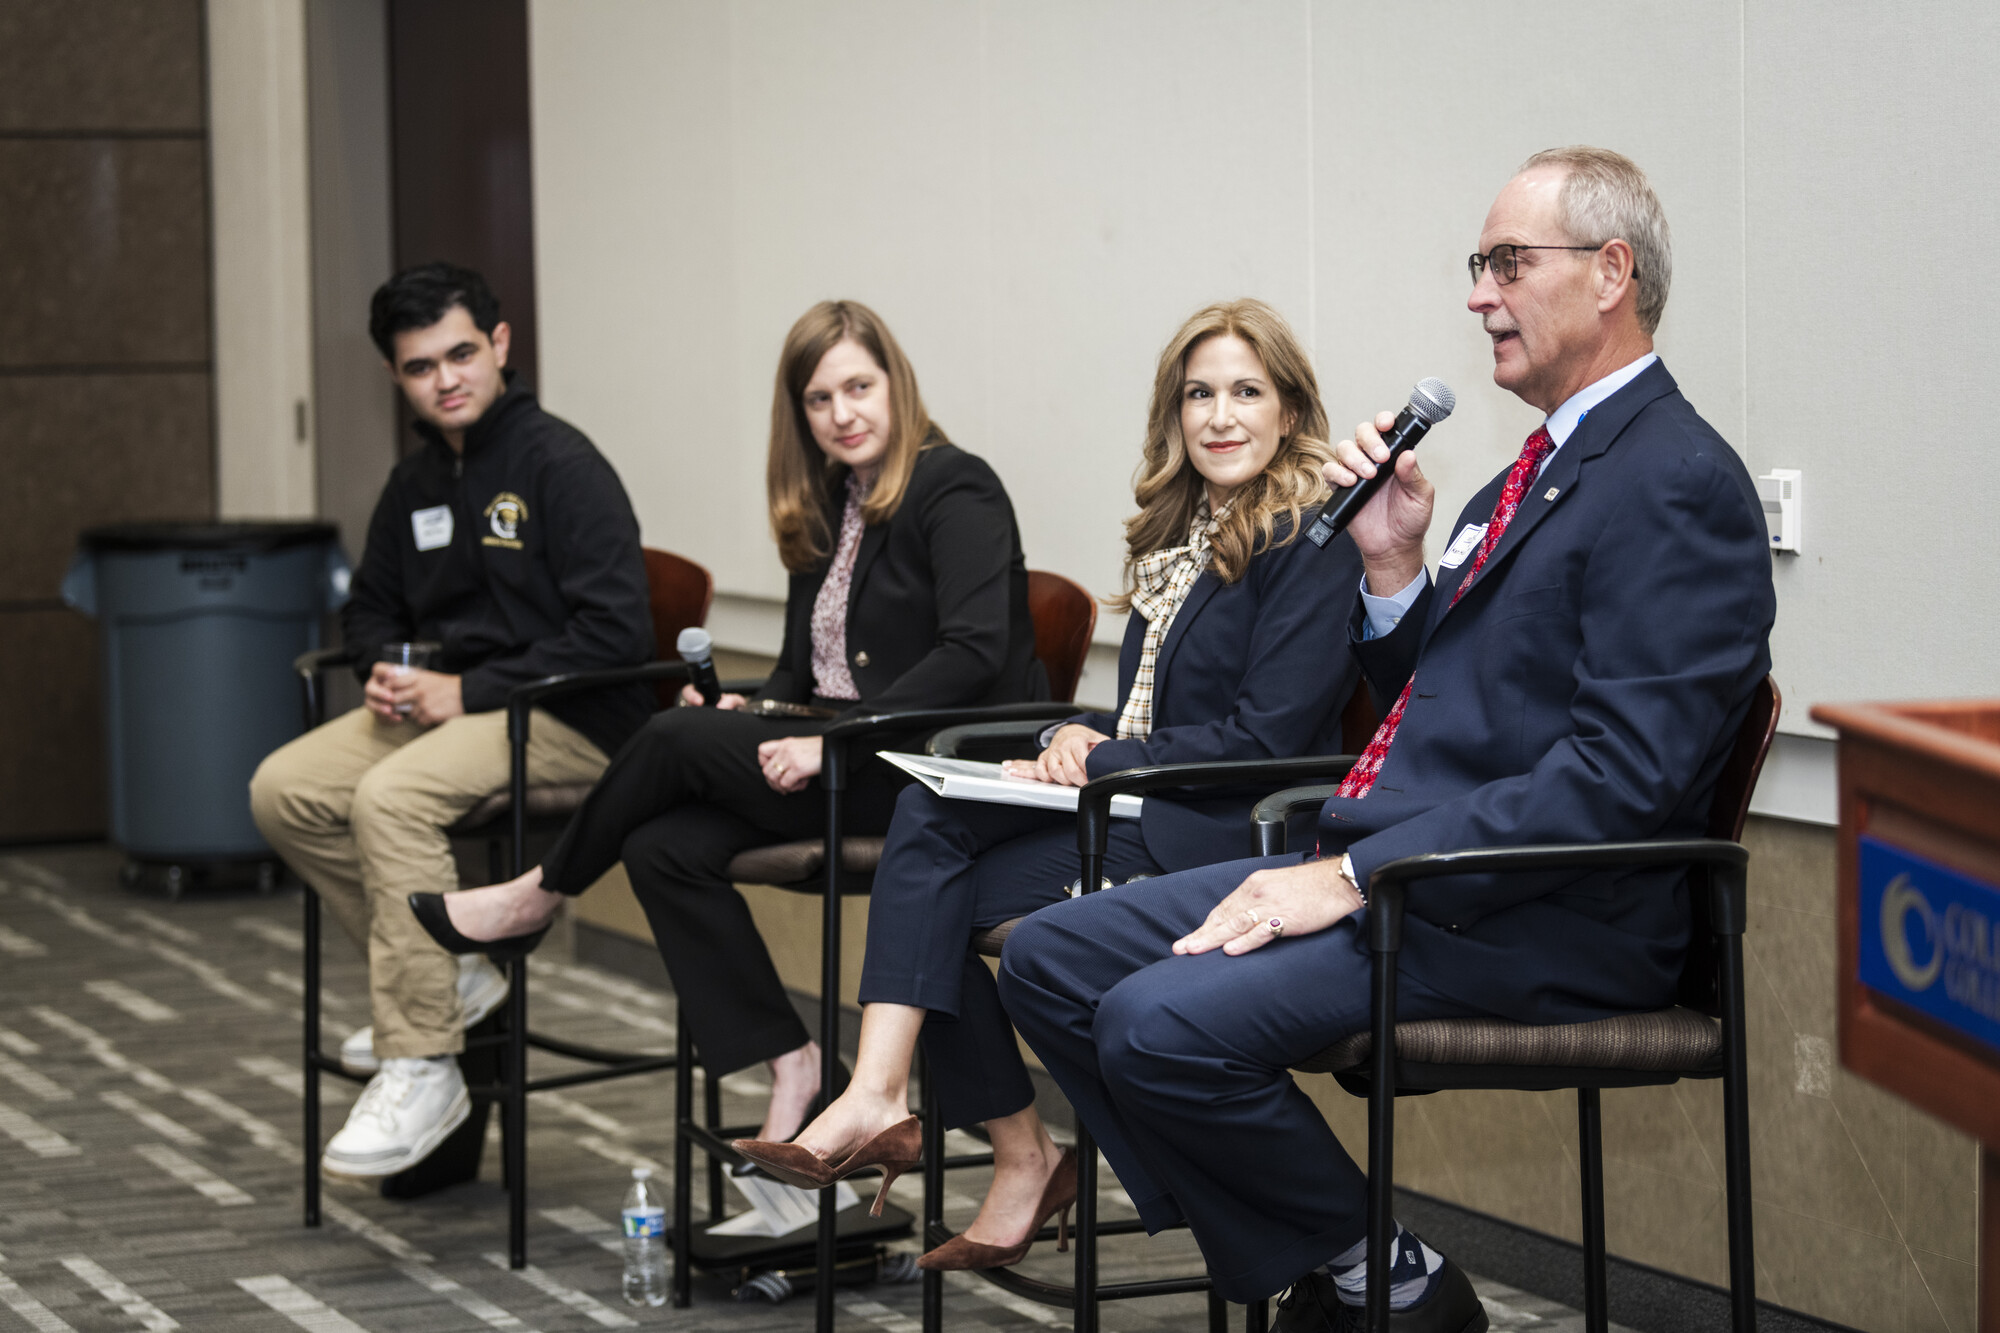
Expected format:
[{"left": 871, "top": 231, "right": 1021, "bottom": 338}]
[{"left": 735, "top": 299, "right": 1363, "bottom": 1270}]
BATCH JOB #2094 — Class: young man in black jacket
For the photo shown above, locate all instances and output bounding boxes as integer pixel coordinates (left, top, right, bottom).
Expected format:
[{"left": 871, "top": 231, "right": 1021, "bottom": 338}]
[{"left": 250, "top": 264, "right": 654, "bottom": 1181}]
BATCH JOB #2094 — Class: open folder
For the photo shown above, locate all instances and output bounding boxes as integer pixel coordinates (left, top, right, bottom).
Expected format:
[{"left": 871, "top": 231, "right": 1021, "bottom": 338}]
[{"left": 877, "top": 752, "right": 1143, "bottom": 819}]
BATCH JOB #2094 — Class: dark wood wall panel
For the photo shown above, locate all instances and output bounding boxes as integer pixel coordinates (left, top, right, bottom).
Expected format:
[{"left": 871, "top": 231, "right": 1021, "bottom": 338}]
[
  {"left": 0, "top": 140, "right": 211, "bottom": 366},
  {"left": 387, "top": 0, "right": 537, "bottom": 388},
  {"left": 0, "top": 610, "right": 106, "bottom": 841},
  {"left": 0, "top": 0, "right": 205, "bottom": 132},
  {"left": 0, "top": 0, "right": 212, "bottom": 843},
  {"left": 0, "top": 374, "right": 213, "bottom": 601}
]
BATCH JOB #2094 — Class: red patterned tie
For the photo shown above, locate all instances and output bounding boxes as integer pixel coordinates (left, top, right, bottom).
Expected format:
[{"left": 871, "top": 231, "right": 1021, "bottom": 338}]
[{"left": 1336, "top": 425, "right": 1556, "bottom": 799}]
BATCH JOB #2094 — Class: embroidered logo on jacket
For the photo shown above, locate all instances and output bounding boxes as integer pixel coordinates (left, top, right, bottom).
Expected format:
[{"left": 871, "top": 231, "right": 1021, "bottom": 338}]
[{"left": 483, "top": 493, "right": 529, "bottom": 548}]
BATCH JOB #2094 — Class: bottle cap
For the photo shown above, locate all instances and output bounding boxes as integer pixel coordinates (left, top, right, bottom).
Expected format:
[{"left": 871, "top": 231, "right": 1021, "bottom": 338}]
[{"left": 632, "top": 1166, "right": 652, "bottom": 1180}]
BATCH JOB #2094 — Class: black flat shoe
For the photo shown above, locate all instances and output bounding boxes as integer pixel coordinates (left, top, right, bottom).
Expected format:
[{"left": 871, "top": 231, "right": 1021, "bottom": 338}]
[{"left": 407, "top": 891, "right": 550, "bottom": 962}]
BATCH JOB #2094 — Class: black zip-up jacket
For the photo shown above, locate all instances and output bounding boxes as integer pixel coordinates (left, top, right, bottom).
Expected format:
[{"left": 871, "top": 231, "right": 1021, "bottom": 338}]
[{"left": 342, "top": 378, "right": 654, "bottom": 758}]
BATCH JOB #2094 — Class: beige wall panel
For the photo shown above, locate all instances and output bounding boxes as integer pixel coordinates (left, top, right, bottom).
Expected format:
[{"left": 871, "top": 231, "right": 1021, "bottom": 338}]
[
  {"left": 532, "top": 1, "right": 1312, "bottom": 624},
  {"left": 0, "top": 372, "right": 214, "bottom": 600},
  {"left": 0, "top": 608, "right": 105, "bottom": 840},
  {"left": 1745, "top": 0, "right": 2000, "bottom": 727},
  {"left": 974, "top": 0, "right": 1314, "bottom": 616},
  {"left": 1309, "top": 0, "right": 1745, "bottom": 595},
  {"left": 208, "top": 0, "right": 318, "bottom": 520},
  {"left": 0, "top": 0, "right": 205, "bottom": 132},
  {"left": 529, "top": 0, "right": 758, "bottom": 597},
  {"left": 0, "top": 140, "right": 211, "bottom": 366}
]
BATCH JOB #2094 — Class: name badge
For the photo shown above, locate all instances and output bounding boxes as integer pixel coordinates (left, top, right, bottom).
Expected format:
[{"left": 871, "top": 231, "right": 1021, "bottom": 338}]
[
  {"left": 411, "top": 505, "right": 454, "bottom": 552},
  {"left": 1438, "top": 523, "right": 1487, "bottom": 570}
]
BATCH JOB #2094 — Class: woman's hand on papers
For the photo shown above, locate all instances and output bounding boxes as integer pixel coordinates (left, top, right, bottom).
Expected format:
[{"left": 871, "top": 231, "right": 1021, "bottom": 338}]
[{"left": 1001, "top": 724, "right": 1109, "bottom": 788}]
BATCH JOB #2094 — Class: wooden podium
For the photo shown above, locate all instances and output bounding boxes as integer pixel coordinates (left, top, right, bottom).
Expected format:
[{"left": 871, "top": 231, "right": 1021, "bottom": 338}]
[{"left": 1812, "top": 700, "right": 2000, "bottom": 1331}]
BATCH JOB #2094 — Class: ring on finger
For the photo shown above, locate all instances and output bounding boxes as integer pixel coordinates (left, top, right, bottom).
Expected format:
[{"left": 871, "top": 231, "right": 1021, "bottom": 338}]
[{"left": 1266, "top": 917, "right": 1286, "bottom": 938}]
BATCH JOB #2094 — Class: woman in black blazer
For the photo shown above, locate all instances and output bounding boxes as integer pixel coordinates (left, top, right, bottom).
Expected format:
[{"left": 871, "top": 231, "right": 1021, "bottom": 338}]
[
  {"left": 735, "top": 299, "right": 1364, "bottom": 1269},
  {"left": 413, "top": 300, "right": 1043, "bottom": 1143}
]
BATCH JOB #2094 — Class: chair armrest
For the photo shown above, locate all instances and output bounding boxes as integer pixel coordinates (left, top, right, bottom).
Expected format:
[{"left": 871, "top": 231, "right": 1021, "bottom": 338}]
[
  {"left": 504, "top": 662, "right": 693, "bottom": 742},
  {"left": 1252, "top": 783, "right": 1345, "bottom": 855},
  {"left": 1364, "top": 838, "right": 1750, "bottom": 951},
  {"left": 294, "top": 646, "right": 357, "bottom": 677},
  {"left": 293, "top": 647, "right": 360, "bottom": 729},
  {"left": 819, "top": 701, "right": 1079, "bottom": 789},
  {"left": 1075, "top": 755, "right": 1360, "bottom": 861},
  {"left": 927, "top": 719, "right": 1054, "bottom": 758}
]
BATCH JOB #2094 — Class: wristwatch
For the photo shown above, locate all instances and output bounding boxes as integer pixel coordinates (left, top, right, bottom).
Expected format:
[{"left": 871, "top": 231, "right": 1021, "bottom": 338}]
[{"left": 1339, "top": 853, "right": 1366, "bottom": 906}]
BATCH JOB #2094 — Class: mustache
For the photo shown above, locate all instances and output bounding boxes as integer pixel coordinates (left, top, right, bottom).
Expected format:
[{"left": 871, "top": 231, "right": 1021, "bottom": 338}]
[{"left": 1483, "top": 319, "right": 1519, "bottom": 337}]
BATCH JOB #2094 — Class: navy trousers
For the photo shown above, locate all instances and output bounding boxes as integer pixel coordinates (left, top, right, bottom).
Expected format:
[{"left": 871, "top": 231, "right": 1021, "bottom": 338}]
[
  {"left": 859, "top": 785, "right": 1160, "bottom": 1128},
  {"left": 997, "top": 853, "right": 1480, "bottom": 1303}
]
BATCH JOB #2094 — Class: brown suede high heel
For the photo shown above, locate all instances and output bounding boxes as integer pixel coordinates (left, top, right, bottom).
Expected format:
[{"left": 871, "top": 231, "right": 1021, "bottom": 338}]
[
  {"left": 730, "top": 1115, "right": 920, "bottom": 1218},
  {"left": 917, "top": 1146, "right": 1077, "bottom": 1272}
]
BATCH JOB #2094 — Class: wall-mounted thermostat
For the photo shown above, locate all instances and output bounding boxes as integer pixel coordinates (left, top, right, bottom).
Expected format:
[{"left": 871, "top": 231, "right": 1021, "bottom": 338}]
[{"left": 1757, "top": 469, "right": 1802, "bottom": 554}]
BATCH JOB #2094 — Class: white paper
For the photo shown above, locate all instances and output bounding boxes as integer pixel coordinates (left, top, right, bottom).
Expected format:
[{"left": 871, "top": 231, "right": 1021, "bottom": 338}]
[
  {"left": 879, "top": 752, "right": 1143, "bottom": 819},
  {"left": 708, "top": 1175, "right": 862, "bottom": 1237}
]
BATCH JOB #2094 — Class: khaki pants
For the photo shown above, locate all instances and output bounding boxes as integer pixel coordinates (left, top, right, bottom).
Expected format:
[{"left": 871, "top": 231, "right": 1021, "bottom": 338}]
[{"left": 249, "top": 706, "right": 607, "bottom": 1058}]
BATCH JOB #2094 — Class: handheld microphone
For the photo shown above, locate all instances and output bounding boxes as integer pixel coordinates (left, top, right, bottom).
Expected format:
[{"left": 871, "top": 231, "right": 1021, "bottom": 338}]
[
  {"left": 676, "top": 627, "right": 723, "bottom": 705},
  {"left": 1305, "top": 377, "right": 1456, "bottom": 547}
]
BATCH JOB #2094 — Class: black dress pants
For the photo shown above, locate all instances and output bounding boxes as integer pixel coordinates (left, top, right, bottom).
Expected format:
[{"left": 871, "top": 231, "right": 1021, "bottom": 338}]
[
  {"left": 857, "top": 785, "right": 1160, "bottom": 1128},
  {"left": 539, "top": 706, "right": 902, "bottom": 1075}
]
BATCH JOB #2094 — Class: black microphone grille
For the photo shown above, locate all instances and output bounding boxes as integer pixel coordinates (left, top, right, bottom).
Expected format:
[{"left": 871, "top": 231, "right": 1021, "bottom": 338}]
[
  {"left": 1409, "top": 377, "right": 1456, "bottom": 424},
  {"left": 676, "top": 627, "right": 713, "bottom": 659}
]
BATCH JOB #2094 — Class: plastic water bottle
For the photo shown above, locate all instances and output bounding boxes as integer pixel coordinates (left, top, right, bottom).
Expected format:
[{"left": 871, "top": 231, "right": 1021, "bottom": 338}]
[{"left": 621, "top": 1166, "right": 668, "bottom": 1307}]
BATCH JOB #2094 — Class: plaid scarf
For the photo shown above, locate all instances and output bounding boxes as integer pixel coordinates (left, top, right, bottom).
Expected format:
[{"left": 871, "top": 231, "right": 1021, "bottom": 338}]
[{"left": 1115, "top": 501, "right": 1226, "bottom": 740}]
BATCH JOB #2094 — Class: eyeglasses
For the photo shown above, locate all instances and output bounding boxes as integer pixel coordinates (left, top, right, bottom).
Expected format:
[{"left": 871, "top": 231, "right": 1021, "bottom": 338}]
[{"left": 1467, "top": 243, "right": 1603, "bottom": 286}]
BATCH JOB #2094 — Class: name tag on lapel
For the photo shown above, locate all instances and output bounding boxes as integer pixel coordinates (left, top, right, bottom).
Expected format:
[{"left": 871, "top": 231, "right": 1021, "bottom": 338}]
[
  {"left": 1438, "top": 523, "right": 1487, "bottom": 570},
  {"left": 411, "top": 505, "right": 454, "bottom": 551}
]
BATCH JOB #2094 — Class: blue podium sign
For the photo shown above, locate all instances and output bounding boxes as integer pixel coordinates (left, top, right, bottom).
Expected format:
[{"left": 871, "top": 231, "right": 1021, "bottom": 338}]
[{"left": 1857, "top": 834, "right": 2000, "bottom": 1057}]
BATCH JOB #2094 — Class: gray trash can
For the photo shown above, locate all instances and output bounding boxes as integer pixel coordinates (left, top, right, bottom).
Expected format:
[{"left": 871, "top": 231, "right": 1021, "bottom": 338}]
[{"left": 62, "top": 521, "right": 351, "bottom": 892}]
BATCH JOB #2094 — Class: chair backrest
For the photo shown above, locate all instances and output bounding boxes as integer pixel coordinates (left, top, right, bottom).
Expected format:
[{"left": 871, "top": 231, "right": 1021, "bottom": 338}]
[
  {"left": 1339, "top": 681, "right": 1381, "bottom": 754},
  {"left": 1680, "top": 674, "right": 1782, "bottom": 1014},
  {"left": 643, "top": 548, "right": 716, "bottom": 708},
  {"left": 1027, "top": 570, "right": 1097, "bottom": 704},
  {"left": 1704, "top": 675, "right": 1782, "bottom": 842}
]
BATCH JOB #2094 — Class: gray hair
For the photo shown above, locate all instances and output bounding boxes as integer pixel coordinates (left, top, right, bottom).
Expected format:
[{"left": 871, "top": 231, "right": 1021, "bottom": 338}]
[{"left": 1519, "top": 147, "right": 1673, "bottom": 335}]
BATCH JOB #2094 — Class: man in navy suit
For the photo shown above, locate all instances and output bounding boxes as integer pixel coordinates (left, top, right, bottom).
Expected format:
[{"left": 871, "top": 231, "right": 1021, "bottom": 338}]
[{"left": 999, "top": 147, "right": 1776, "bottom": 1331}]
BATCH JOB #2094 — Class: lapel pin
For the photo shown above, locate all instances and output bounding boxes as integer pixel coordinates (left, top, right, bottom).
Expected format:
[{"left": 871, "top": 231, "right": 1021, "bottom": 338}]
[{"left": 1543, "top": 487, "right": 1560, "bottom": 502}]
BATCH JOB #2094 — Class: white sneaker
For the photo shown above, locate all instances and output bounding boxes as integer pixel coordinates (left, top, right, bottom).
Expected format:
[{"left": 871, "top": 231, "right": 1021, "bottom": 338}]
[
  {"left": 321, "top": 1057, "right": 470, "bottom": 1179},
  {"left": 337, "top": 955, "right": 512, "bottom": 1075}
]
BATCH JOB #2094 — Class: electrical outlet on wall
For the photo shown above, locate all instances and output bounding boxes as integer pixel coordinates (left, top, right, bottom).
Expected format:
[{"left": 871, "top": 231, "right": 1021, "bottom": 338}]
[{"left": 1757, "top": 469, "right": 1802, "bottom": 554}]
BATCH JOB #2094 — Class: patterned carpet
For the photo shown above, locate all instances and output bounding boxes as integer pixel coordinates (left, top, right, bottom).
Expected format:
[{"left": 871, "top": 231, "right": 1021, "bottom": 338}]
[{"left": 0, "top": 844, "right": 1612, "bottom": 1331}]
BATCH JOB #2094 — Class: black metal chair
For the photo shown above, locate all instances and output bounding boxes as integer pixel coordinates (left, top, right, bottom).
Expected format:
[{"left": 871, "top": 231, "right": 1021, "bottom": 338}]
[
  {"left": 292, "top": 546, "right": 720, "bottom": 1265},
  {"left": 1244, "top": 674, "right": 1782, "bottom": 1332},
  {"left": 292, "top": 647, "right": 701, "bottom": 1266}
]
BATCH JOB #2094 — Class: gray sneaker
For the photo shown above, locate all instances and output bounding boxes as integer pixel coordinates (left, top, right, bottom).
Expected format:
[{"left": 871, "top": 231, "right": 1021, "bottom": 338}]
[{"left": 322, "top": 1057, "right": 470, "bottom": 1179}]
